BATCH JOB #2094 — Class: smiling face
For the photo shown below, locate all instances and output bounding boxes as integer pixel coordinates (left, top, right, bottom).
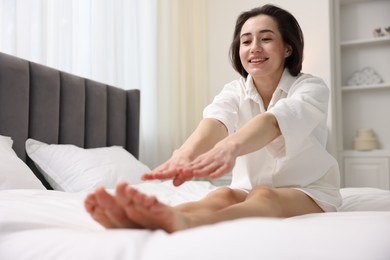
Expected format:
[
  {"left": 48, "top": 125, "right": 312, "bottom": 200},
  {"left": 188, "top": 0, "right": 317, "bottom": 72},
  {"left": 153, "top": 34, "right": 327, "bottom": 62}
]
[{"left": 239, "top": 14, "right": 291, "bottom": 82}]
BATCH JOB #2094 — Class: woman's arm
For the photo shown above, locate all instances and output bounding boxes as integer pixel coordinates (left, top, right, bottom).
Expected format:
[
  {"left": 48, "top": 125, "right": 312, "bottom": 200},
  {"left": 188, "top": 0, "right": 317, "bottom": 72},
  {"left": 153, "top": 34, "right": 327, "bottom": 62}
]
[
  {"left": 224, "top": 112, "right": 281, "bottom": 157},
  {"left": 141, "top": 118, "right": 228, "bottom": 185},
  {"left": 178, "top": 118, "right": 229, "bottom": 160},
  {"left": 183, "top": 112, "right": 281, "bottom": 180}
]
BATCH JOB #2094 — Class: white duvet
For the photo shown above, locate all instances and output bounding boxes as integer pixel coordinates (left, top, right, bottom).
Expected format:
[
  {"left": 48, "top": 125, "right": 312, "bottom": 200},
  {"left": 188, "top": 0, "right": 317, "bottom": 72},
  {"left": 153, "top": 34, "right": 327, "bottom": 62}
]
[{"left": 0, "top": 181, "right": 389, "bottom": 260}]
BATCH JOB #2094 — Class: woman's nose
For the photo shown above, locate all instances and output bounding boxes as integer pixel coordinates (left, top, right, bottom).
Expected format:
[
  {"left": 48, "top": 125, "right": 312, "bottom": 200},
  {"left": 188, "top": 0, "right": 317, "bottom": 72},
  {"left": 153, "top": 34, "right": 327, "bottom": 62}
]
[{"left": 250, "top": 39, "right": 262, "bottom": 52}]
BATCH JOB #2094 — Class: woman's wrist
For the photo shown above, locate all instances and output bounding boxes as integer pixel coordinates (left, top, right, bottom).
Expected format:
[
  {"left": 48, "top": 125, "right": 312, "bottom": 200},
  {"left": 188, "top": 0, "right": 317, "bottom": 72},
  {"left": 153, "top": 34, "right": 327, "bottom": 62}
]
[
  {"left": 215, "top": 138, "right": 241, "bottom": 157},
  {"left": 172, "top": 148, "right": 196, "bottom": 162}
]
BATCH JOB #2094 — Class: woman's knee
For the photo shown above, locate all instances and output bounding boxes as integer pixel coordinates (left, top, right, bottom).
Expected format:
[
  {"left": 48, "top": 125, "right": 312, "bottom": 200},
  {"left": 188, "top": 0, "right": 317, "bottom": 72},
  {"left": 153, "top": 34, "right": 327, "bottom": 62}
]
[
  {"left": 206, "top": 187, "right": 246, "bottom": 205},
  {"left": 249, "top": 186, "right": 278, "bottom": 200},
  {"left": 247, "top": 186, "right": 284, "bottom": 216}
]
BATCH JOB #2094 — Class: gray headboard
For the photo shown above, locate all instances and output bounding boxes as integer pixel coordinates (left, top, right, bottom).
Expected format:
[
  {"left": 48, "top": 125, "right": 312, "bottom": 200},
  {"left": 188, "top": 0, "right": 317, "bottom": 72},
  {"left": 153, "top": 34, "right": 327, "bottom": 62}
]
[{"left": 0, "top": 52, "right": 140, "bottom": 189}]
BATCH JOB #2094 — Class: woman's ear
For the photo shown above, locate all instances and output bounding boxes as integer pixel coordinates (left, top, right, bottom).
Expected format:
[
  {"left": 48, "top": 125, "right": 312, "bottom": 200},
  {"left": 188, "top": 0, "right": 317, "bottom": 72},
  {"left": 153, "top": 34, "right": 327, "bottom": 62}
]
[{"left": 284, "top": 45, "right": 292, "bottom": 58}]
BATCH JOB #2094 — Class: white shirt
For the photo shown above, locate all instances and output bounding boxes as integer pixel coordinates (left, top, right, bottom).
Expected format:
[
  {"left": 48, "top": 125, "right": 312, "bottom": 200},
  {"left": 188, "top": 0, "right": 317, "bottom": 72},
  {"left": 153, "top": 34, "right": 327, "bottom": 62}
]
[{"left": 203, "top": 70, "right": 340, "bottom": 195}]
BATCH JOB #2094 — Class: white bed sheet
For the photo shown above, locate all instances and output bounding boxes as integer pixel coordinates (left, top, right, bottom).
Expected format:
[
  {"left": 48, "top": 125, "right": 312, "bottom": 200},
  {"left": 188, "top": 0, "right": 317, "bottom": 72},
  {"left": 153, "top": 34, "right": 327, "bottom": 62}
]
[{"left": 0, "top": 181, "right": 389, "bottom": 260}]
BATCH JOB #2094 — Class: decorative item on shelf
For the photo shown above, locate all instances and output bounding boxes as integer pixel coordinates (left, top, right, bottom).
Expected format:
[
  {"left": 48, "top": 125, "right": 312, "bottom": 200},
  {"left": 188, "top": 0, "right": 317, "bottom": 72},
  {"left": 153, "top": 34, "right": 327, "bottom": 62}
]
[
  {"left": 353, "top": 128, "right": 379, "bottom": 151},
  {"left": 372, "top": 27, "right": 385, "bottom": 37},
  {"left": 347, "top": 67, "right": 383, "bottom": 86},
  {"left": 385, "top": 26, "right": 390, "bottom": 35}
]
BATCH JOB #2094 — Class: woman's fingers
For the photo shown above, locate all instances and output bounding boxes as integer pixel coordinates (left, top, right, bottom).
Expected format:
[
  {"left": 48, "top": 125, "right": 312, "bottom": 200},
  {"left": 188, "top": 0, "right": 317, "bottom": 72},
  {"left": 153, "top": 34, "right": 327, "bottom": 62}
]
[
  {"left": 209, "top": 164, "right": 232, "bottom": 179},
  {"left": 141, "top": 148, "right": 235, "bottom": 185},
  {"left": 141, "top": 170, "right": 178, "bottom": 181},
  {"left": 182, "top": 148, "right": 235, "bottom": 178}
]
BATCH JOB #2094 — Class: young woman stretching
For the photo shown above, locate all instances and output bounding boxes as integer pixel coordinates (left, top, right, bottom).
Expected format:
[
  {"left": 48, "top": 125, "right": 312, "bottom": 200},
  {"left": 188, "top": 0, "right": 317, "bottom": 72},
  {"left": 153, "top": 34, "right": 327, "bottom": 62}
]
[{"left": 84, "top": 4, "right": 341, "bottom": 233}]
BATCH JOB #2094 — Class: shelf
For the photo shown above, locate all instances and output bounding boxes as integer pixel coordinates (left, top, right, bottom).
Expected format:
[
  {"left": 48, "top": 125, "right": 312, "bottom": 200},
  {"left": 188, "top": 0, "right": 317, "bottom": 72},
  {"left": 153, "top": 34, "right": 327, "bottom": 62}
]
[
  {"left": 343, "top": 150, "right": 390, "bottom": 157},
  {"left": 340, "top": 0, "right": 369, "bottom": 5},
  {"left": 341, "top": 83, "right": 390, "bottom": 92},
  {"left": 336, "top": 0, "right": 390, "bottom": 157},
  {"left": 341, "top": 36, "right": 390, "bottom": 48}
]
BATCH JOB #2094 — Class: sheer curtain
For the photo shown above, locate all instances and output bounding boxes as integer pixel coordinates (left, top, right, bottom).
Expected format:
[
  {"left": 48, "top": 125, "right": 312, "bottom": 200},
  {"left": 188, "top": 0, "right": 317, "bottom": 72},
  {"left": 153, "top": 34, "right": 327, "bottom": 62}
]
[
  {"left": 0, "top": 0, "right": 209, "bottom": 168},
  {"left": 0, "top": 0, "right": 158, "bottom": 167},
  {"left": 156, "top": 0, "right": 209, "bottom": 165}
]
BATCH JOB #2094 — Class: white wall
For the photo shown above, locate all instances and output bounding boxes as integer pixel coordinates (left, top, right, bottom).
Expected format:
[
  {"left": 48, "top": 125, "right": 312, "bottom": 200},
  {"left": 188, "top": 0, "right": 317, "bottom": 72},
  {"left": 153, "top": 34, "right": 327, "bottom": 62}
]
[
  {"left": 206, "top": 0, "right": 332, "bottom": 95},
  {"left": 206, "top": 0, "right": 337, "bottom": 155}
]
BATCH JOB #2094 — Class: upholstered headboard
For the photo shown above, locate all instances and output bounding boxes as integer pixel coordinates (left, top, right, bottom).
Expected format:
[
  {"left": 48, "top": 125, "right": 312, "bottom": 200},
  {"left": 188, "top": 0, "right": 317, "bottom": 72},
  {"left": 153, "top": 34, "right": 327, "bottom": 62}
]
[{"left": 0, "top": 52, "right": 140, "bottom": 188}]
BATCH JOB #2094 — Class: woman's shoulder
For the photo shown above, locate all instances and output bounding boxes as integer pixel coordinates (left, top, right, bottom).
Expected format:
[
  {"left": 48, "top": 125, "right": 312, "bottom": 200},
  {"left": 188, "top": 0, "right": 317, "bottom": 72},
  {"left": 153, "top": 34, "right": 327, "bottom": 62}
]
[
  {"left": 280, "top": 72, "right": 329, "bottom": 101},
  {"left": 288, "top": 72, "right": 329, "bottom": 94},
  {"left": 294, "top": 72, "right": 327, "bottom": 87}
]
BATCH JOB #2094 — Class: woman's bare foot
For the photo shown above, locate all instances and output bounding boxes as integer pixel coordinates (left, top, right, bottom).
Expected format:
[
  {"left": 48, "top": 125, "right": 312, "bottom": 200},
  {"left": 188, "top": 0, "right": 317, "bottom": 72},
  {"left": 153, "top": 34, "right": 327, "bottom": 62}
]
[
  {"left": 118, "top": 184, "right": 192, "bottom": 233},
  {"left": 85, "top": 182, "right": 193, "bottom": 232},
  {"left": 84, "top": 185, "right": 141, "bottom": 229}
]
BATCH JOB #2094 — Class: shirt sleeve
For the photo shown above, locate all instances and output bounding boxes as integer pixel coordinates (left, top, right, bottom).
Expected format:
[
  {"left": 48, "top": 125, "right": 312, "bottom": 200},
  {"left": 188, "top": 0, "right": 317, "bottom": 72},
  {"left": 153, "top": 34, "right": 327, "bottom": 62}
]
[
  {"left": 267, "top": 76, "right": 329, "bottom": 156},
  {"left": 203, "top": 80, "right": 242, "bottom": 135}
]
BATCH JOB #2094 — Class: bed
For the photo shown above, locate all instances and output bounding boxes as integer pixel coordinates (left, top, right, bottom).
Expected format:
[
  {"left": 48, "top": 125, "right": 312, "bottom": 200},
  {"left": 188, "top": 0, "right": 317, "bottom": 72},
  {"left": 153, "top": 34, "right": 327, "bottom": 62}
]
[{"left": 0, "top": 52, "right": 389, "bottom": 260}]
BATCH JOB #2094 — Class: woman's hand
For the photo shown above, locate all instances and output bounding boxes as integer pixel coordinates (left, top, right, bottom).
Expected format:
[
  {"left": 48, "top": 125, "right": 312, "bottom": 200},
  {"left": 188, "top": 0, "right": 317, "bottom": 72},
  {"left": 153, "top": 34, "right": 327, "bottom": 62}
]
[
  {"left": 141, "top": 140, "right": 237, "bottom": 186},
  {"left": 142, "top": 118, "right": 229, "bottom": 186},
  {"left": 181, "top": 141, "right": 238, "bottom": 180},
  {"left": 141, "top": 151, "right": 195, "bottom": 186}
]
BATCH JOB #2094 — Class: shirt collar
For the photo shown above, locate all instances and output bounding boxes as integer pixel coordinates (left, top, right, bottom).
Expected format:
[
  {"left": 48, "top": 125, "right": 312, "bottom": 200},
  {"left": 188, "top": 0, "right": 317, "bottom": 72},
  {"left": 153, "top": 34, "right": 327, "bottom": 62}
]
[
  {"left": 244, "top": 69, "right": 298, "bottom": 105},
  {"left": 276, "top": 69, "right": 297, "bottom": 94},
  {"left": 244, "top": 74, "right": 261, "bottom": 103}
]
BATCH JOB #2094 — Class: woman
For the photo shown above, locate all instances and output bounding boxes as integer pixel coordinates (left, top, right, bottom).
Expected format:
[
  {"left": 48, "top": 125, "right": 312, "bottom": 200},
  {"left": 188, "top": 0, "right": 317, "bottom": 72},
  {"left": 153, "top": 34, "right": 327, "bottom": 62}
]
[{"left": 84, "top": 4, "right": 341, "bottom": 233}]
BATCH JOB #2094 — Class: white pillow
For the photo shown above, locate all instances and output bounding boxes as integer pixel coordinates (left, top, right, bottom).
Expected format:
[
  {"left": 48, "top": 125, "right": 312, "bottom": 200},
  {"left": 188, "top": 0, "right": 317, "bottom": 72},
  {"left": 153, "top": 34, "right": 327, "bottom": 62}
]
[
  {"left": 25, "top": 138, "right": 151, "bottom": 192},
  {"left": 339, "top": 187, "right": 390, "bottom": 211},
  {"left": 0, "top": 135, "right": 46, "bottom": 190}
]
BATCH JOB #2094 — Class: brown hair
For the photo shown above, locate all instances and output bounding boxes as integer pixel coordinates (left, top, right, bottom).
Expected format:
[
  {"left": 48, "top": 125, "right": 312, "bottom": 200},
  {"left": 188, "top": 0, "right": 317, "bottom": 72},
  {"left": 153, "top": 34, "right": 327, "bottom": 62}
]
[{"left": 229, "top": 4, "right": 304, "bottom": 78}]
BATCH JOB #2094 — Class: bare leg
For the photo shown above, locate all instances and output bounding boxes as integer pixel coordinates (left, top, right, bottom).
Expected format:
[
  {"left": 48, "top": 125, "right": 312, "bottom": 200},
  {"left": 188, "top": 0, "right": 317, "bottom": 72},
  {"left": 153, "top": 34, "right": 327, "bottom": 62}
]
[
  {"left": 175, "top": 186, "right": 248, "bottom": 215},
  {"left": 85, "top": 184, "right": 323, "bottom": 233},
  {"left": 85, "top": 183, "right": 247, "bottom": 231},
  {"left": 117, "top": 185, "right": 248, "bottom": 232},
  {"left": 116, "top": 185, "right": 323, "bottom": 232},
  {"left": 204, "top": 186, "right": 323, "bottom": 224}
]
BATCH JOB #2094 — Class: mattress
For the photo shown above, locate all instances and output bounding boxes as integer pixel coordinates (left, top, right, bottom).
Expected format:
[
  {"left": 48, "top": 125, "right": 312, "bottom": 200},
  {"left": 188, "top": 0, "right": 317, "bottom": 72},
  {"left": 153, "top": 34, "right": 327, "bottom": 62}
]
[{"left": 0, "top": 181, "right": 389, "bottom": 260}]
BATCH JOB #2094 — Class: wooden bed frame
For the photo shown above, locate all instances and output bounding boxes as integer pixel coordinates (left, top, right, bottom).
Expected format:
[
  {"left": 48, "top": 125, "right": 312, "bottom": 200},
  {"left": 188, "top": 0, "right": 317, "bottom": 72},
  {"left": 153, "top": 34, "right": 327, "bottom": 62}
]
[{"left": 0, "top": 52, "right": 140, "bottom": 189}]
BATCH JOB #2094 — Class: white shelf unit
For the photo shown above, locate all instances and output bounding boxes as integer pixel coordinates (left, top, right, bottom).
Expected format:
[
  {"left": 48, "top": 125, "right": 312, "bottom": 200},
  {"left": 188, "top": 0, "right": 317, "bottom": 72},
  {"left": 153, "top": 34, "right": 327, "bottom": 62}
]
[
  {"left": 343, "top": 150, "right": 390, "bottom": 189},
  {"left": 333, "top": 0, "right": 390, "bottom": 189},
  {"left": 340, "top": 35, "right": 390, "bottom": 47}
]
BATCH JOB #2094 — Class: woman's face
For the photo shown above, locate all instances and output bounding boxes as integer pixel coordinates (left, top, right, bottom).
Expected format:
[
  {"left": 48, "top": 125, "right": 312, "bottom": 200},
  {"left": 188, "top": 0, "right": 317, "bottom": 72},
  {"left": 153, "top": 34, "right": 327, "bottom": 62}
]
[{"left": 239, "top": 14, "right": 291, "bottom": 80}]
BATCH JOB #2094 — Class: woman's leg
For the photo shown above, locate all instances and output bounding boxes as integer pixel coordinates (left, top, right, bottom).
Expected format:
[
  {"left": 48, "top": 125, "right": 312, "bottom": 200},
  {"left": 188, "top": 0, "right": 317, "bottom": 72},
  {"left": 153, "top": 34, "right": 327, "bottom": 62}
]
[
  {"left": 118, "top": 185, "right": 323, "bottom": 232},
  {"left": 205, "top": 186, "right": 323, "bottom": 224},
  {"left": 85, "top": 184, "right": 323, "bottom": 232},
  {"left": 85, "top": 183, "right": 247, "bottom": 231},
  {"left": 116, "top": 185, "right": 249, "bottom": 232},
  {"left": 175, "top": 186, "right": 248, "bottom": 214}
]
